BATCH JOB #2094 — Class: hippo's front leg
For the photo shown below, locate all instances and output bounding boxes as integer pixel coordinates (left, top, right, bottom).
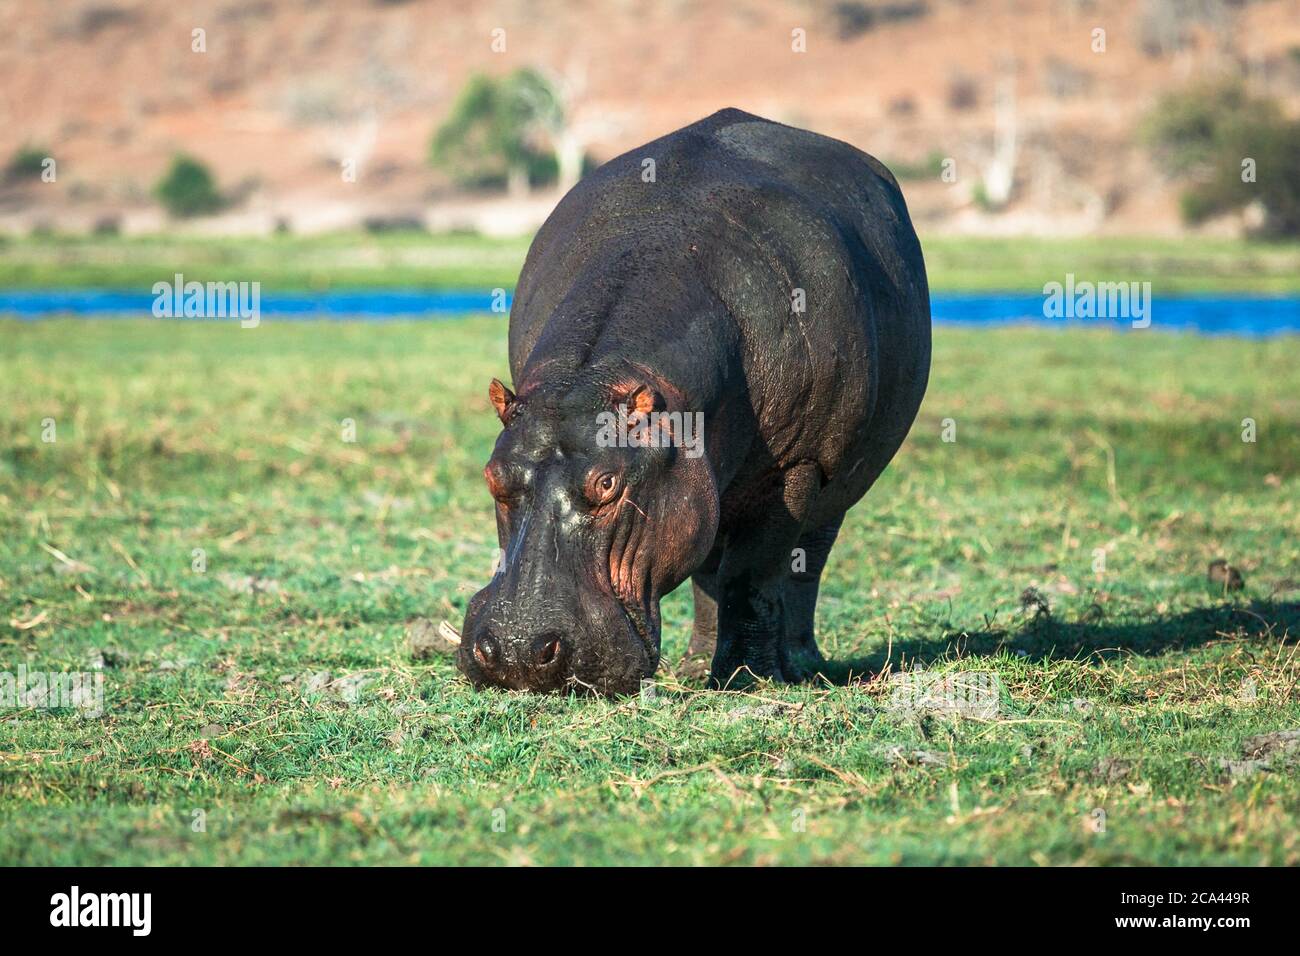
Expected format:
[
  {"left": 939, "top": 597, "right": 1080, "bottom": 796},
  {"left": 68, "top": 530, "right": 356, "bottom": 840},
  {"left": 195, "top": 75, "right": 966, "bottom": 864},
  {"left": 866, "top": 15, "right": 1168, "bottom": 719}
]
[
  {"left": 707, "top": 462, "right": 822, "bottom": 688},
  {"left": 710, "top": 571, "right": 789, "bottom": 687}
]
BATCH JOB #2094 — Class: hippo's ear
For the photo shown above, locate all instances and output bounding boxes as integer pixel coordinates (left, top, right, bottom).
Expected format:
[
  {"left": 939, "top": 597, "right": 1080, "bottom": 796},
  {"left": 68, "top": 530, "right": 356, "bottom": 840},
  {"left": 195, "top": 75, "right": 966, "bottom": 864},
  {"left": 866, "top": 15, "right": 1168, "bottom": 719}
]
[
  {"left": 488, "top": 378, "right": 516, "bottom": 424},
  {"left": 610, "top": 381, "right": 662, "bottom": 419}
]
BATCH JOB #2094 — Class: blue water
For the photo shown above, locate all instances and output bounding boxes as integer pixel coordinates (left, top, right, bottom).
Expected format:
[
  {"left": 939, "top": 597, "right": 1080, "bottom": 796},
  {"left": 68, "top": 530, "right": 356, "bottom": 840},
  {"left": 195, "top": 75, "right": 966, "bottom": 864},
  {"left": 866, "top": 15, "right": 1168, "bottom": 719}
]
[
  {"left": 2, "top": 288, "right": 1298, "bottom": 336},
  {"left": 931, "top": 293, "right": 1300, "bottom": 336},
  {"left": 0, "top": 288, "right": 502, "bottom": 318}
]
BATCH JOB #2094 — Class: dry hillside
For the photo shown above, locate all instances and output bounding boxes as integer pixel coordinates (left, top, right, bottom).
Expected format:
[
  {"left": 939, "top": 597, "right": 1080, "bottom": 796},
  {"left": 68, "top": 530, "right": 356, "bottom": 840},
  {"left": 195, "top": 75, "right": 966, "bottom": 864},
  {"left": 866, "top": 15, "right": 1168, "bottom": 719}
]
[{"left": 2, "top": 0, "right": 1298, "bottom": 236}]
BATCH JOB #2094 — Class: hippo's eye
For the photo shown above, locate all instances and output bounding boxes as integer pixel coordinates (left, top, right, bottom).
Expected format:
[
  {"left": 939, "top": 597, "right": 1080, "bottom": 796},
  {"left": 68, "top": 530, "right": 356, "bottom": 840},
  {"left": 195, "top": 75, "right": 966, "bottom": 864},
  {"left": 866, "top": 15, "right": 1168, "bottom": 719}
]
[{"left": 586, "top": 470, "right": 622, "bottom": 506}]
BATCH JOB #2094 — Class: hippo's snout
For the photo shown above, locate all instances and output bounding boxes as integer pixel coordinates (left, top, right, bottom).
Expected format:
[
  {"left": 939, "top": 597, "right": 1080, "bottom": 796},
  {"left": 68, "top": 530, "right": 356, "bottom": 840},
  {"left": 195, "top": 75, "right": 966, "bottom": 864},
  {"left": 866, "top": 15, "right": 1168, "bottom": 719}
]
[
  {"left": 469, "top": 625, "right": 568, "bottom": 687},
  {"left": 458, "top": 579, "right": 576, "bottom": 691},
  {"left": 459, "top": 569, "right": 658, "bottom": 695}
]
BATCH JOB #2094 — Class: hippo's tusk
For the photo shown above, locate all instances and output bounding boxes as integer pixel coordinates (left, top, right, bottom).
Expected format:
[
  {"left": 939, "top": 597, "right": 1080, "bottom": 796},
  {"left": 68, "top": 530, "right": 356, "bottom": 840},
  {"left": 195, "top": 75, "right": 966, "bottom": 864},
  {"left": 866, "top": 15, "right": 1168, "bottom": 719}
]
[{"left": 438, "top": 620, "right": 462, "bottom": 646}]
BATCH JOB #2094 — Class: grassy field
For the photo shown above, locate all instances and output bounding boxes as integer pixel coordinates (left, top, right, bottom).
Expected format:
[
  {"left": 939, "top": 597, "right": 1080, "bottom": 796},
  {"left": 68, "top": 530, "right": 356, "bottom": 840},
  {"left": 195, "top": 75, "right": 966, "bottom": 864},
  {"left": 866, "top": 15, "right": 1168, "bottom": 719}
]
[
  {"left": 4, "top": 231, "right": 1300, "bottom": 292},
  {"left": 1, "top": 317, "right": 1298, "bottom": 865}
]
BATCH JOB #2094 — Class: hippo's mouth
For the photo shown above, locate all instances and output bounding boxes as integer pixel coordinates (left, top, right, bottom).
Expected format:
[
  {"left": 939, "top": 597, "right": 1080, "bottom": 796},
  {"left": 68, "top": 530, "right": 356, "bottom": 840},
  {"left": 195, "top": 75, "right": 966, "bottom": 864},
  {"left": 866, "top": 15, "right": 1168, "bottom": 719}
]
[
  {"left": 620, "top": 599, "right": 657, "bottom": 662},
  {"left": 557, "top": 597, "right": 657, "bottom": 696}
]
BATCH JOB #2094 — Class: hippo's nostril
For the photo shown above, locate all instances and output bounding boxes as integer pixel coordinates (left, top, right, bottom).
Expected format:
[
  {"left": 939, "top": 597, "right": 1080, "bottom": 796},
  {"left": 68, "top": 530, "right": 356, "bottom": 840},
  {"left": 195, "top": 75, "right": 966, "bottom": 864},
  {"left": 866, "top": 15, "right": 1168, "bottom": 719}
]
[
  {"left": 473, "top": 633, "right": 500, "bottom": 669},
  {"left": 533, "top": 633, "right": 564, "bottom": 667}
]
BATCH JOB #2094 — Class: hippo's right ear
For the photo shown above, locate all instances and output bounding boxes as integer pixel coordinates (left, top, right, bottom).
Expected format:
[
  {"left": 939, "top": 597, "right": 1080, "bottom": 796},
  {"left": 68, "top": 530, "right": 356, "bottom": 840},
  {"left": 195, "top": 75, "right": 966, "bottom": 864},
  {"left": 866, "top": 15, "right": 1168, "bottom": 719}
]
[{"left": 488, "top": 378, "right": 517, "bottom": 425}]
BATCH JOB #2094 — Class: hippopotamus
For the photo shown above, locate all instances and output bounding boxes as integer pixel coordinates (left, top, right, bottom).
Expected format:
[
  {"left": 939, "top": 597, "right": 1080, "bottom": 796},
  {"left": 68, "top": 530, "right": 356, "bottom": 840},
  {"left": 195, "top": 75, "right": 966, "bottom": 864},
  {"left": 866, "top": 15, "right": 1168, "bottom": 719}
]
[{"left": 458, "top": 108, "right": 931, "bottom": 694}]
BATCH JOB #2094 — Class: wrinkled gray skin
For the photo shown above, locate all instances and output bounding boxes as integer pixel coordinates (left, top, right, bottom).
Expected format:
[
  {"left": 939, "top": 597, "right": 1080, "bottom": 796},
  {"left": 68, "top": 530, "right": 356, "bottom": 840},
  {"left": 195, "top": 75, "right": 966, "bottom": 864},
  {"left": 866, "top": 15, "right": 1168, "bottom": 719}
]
[{"left": 459, "top": 108, "right": 931, "bottom": 695}]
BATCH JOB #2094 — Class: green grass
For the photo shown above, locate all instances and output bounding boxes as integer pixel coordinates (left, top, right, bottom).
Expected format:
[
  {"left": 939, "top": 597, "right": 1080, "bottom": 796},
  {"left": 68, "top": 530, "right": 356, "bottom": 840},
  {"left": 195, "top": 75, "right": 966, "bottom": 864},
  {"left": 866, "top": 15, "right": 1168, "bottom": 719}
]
[
  {"left": 4, "top": 232, "right": 1300, "bottom": 292},
  {"left": 922, "top": 235, "right": 1300, "bottom": 293},
  {"left": 0, "top": 232, "right": 531, "bottom": 292},
  {"left": 1, "top": 318, "right": 1298, "bottom": 865}
]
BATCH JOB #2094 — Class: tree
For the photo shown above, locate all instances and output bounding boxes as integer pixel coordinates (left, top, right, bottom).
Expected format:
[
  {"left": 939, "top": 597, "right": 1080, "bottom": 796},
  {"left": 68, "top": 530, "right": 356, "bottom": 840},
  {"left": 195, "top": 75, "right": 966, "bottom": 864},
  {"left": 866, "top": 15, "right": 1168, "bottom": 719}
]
[
  {"left": 155, "top": 154, "right": 223, "bottom": 218},
  {"left": 429, "top": 70, "right": 563, "bottom": 196}
]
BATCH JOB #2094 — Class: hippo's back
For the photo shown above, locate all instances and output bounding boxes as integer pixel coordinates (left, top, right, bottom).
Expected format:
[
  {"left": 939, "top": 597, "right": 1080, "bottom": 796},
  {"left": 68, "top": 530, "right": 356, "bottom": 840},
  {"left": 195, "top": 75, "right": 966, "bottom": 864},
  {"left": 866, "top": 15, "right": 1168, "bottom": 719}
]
[{"left": 509, "top": 109, "right": 931, "bottom": 514}]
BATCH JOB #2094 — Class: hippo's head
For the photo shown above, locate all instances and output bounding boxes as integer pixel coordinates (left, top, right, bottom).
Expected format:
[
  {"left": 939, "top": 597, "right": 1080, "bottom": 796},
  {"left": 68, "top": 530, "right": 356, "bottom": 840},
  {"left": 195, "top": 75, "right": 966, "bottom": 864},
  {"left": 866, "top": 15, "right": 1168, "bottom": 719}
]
[{"left": 458, "top": 371, "right": 718, "bottom": 695}]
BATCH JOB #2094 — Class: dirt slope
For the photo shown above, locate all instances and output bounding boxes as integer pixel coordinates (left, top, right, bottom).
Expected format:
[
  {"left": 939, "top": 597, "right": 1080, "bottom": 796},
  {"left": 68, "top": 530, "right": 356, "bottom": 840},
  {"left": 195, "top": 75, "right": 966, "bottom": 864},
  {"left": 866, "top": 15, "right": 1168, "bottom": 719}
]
[{"left": 1, "top": 0, "right": 1298, "bottom": 235}]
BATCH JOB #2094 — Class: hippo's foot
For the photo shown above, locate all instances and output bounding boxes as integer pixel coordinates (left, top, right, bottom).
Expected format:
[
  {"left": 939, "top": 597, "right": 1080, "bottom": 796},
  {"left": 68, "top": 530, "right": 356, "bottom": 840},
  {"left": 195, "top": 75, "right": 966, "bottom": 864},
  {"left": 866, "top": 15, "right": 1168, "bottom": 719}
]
[
  {"left": 707, "top": 663, "right": 787, "bottom": 689},
  {"left": 778, "top": 638, "right": 827, "bottom": 684},
  {"left": 706, "top": 632, "right": 825, "bottom": 687},
  {"left": 707, "top": 630, "right": 789, "bottom": 688}
]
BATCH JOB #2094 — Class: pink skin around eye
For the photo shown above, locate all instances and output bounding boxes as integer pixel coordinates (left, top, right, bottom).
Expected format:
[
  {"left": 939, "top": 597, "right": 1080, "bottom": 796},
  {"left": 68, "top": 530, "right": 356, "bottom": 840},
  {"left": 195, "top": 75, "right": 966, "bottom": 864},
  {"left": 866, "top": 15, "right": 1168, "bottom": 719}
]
[{"left": 484, "top": 462, "right": 509, "bottom": 500}]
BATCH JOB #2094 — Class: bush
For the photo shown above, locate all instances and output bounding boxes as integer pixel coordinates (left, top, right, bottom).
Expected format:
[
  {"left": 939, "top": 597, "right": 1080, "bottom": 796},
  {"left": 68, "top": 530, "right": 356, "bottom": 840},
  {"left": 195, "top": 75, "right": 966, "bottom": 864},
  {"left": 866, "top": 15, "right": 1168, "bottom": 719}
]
[
  {"left": 887, "top": 151, "right": 948, "bottom": 181},
  {"left": 1180, "top": 118, "right": 1300, "bottom": 237},
  {"left": 831, "top": 1, "right": 929, "bottom": 40},
  {"left": 947, "top": 74, "right": 978, "bottom": 112},
  {"left": 154, "top": 154, "right": 224, "bottom": 218},
  {"left": 1145, "top": 82, "right": 1300, "bottom": 237},
  {"left": 6, "top": 146, "right": 50, "bottom": 182},
  {"left": 1143, "top": 82, "right": 1279, "bottom": 176}
]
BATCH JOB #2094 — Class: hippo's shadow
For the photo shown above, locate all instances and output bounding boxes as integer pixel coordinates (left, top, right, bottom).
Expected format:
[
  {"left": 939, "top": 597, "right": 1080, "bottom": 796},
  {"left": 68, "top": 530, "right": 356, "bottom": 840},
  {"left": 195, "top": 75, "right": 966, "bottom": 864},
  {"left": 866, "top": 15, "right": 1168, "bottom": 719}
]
[{"left": 819, "top": 600, "right": 1300, "bottom": 684}]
